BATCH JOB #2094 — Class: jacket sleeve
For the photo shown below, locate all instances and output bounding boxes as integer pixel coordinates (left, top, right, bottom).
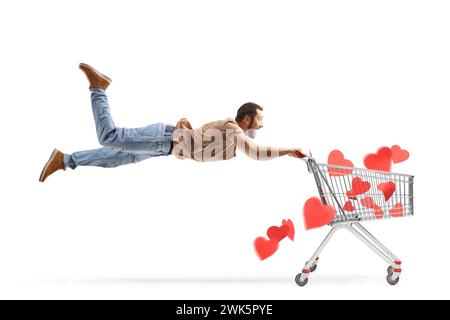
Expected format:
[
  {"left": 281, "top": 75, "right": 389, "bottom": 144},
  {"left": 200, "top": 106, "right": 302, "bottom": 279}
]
[
  {"left": 176, "top": 118, "right": 193, "bottom": 131},
  {"left": 224, "top": 122, "right": 287, "bottom": 160}
]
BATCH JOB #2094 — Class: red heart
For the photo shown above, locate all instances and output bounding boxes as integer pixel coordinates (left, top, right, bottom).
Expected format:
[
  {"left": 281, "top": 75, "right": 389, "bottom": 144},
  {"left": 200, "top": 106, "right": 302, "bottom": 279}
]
[
  {"left": 303, "top": 197, "right": 336, "bottom": 230},
  {"left": 389, "top": 203, "right": 404, "bottom": 217},
  {"left": 346, "top": 177, "right": 371, "bottom": 199},
  {"left": 282, "top": 219, "right": 295, "bottom": 241},
  {"left": 373, "top": 204, "right": 385, "bottom": 219},
  {"left": 363, "top": 147, "right": 392, "bottom": 172},
  {"left": 351, "top": 177, "right": 371, "bottom": 194},
  {"left": 361, "top": 196, "right": 376, "bottom": 209},
  {"left": 343, "top": 200, "right": 355, "bottom": 212},
  {"left": 328, "top": 150, "right": 354, "bottom": 177},
  {"left": 377, "top": 182, "right": 396, "bottom": 201},
  {"left": 391, "top": 145, "right": 409, "bottom": 164},
  {"left": 254, "top": 237, "right": 279, "bottom": 260},
  {"left": 267, "top": 225, "right": 290, "bottom": 242}
]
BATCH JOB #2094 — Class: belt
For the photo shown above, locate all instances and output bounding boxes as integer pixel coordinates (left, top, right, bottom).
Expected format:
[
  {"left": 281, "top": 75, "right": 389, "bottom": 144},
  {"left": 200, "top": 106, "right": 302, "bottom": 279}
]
[{"left": 165, "top": 125, "right": 175, "bottom": 154}]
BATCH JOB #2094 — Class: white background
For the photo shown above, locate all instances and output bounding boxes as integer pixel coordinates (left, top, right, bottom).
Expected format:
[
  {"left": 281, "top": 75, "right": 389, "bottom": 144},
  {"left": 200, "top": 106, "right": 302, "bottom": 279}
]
[{"left": 0, "top": 0, "right": 449, "bottom": 299}]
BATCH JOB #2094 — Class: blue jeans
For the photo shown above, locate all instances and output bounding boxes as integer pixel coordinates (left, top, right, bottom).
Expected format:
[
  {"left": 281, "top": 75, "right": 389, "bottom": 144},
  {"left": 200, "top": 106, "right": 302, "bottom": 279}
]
[{"left": 63, "top": 88, "right": 173, "bottom": 169}]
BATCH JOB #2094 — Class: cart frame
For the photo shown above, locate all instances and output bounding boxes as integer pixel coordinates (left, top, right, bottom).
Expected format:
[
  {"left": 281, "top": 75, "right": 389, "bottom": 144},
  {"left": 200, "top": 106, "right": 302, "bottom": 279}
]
[{"left": 296, "top": 156, "right": 414, "bottom": 286}]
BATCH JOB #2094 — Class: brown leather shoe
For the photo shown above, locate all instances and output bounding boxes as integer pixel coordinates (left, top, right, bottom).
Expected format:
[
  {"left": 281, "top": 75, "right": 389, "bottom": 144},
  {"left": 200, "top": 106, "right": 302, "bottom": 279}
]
[
  {"left": 79, "top": 63, "right": 112, "bottom": 90},
  {"left": 39, "top": 149, "right": 66, "bottom": 182}
]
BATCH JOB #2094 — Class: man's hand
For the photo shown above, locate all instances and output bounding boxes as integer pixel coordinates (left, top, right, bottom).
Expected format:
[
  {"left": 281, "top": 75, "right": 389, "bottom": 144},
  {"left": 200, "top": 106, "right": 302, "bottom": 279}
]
[
  {"left": 288, "top": 149, "right": 306, "bottom": 159},
  {"left": 178, "top": 118, "right": 193, "bottom": 130}
]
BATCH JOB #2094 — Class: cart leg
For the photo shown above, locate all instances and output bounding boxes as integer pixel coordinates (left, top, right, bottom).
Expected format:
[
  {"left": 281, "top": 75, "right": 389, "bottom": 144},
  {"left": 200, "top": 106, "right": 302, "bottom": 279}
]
[
  {"left": 353, "top": 223, "right": 400, "bottom": 263},
  {"left": 346, "top": 223, "right": 402, "bottom": 285},
  {"left": 296, "top": 225, "right": 342, "bottom": 286}
]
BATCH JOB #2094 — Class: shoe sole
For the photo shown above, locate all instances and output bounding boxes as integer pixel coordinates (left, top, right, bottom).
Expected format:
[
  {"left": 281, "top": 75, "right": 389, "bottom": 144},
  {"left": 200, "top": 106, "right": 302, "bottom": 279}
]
[
  {"left": 79, "top": 63, "right": 112, "bottom": 83},
  {"left": 39, "top": 148, "right": 59, "bottom": 182}
]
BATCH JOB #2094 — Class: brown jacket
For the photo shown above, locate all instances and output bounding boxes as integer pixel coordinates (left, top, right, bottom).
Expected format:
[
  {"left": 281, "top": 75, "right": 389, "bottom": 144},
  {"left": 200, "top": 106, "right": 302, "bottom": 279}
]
[{"left": 171, "top": 117, "right": 244, "bottom": 161}]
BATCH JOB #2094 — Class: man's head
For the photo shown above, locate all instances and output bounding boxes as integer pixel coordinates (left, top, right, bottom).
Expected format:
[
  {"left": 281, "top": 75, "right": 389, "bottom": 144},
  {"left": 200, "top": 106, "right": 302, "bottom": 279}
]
[{"left": 235, "top": 102, "right": 264, "bottom": 139}]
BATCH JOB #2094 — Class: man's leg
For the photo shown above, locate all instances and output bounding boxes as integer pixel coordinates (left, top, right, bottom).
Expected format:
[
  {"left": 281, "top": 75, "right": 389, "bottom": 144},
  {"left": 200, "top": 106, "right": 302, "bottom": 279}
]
[
  {"left": 90, "top": 88, "right": 173, "bottom": 155},
  {"left": 79, "top": 64, "right": 173, "bottom": 154},
  {"left": 39, "top": 88, "right": 173, "bottom": 181},
  {"left": 40, "top": 146, "right": 164, "bottom": 182},
  {"left": 63, "top": 147, "right": 161, "bottom": 169},
  {"left": 39, "top": 64, "right": 175, "bottom": 182}
]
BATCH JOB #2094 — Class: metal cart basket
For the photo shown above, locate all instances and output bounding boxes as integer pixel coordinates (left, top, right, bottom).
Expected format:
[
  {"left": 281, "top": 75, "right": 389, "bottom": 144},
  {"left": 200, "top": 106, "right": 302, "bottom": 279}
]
[{"left": 296, "top": 156, "right": 414, "bottom": 286}]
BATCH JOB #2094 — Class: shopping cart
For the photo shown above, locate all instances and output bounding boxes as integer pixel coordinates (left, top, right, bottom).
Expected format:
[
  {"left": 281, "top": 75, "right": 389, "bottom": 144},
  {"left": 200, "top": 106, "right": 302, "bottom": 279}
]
[{"left": 295, "top": 154, "right": 414, "bottom": 286}]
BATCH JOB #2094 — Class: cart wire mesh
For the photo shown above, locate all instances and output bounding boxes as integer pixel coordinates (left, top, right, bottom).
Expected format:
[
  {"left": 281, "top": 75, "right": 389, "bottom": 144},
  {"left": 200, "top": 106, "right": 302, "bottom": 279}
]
[{"left": 306, "top": 159, "right": 414, "bottom": 223}]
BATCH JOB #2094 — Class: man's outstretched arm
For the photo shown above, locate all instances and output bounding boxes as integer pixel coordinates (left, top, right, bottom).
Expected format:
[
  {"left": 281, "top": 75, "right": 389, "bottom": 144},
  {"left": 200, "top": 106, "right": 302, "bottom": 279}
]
[{"left": 234, "top": 131, "right": 304, "bottom": 160}]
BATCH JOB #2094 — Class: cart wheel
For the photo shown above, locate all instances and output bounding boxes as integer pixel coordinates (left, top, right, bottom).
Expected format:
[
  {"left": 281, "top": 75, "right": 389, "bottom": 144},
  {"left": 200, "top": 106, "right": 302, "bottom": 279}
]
[
  {"left": 386, "top": 273, "right": 400, "bottom": 286},
  {"left": 387, "top": 266, "right": 393, "bottom": 274},
  {"left": 295, "top": 274, "right": 309, "bottom": 287}
]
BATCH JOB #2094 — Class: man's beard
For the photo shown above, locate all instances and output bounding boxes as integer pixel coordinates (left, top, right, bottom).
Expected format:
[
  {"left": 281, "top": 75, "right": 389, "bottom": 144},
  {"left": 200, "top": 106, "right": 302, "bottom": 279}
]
[
  {"left": 246, "top": 128, "right": 257, "bottom": 139},
  {"left": 246, "top": 117, "right": 257, "bottom": 139}
]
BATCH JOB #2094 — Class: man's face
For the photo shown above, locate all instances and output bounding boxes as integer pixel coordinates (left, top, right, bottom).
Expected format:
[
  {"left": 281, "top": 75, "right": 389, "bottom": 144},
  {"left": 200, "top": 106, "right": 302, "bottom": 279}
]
[{"left": 246, "top": 109, "right": 263, "bottom": 139}]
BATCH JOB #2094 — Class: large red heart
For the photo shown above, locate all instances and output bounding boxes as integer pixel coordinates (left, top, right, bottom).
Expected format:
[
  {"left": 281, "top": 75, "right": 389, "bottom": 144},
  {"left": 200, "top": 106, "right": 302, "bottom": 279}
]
[
  {"left": 391, "top": 145, "right": 409, "bottom": 164},
  {"left": 377, "top": 182, "right": 396, "bottom": 201},
  {"left": 361, "top": 196, "right": 376, "bottom": 209},
  {"left": 363, "top": 147, "right": 392, "bottom": 172},
  {"left": 343, "top": 200, "right": 355, "bottom": 212},
  {"left": 267, "top": 225, "right": 290, "bottom": 242},
  {"left": 254, "top": 237, "right": 279, "bottom": 260},
  {"left": 346, "top": 177, "right": 371, "bottom": 199},
  {"left": 328, "top": 150, "right": 354, "bottom": 177},
  {"left": 303, "top": 197, "right": 336, "bottom": 230},
  {"left": 389, "top": 203, "right": 404, "bottom": 217},
  {"left": 282, "top": 219, "right": 295, "bottom": 241}
]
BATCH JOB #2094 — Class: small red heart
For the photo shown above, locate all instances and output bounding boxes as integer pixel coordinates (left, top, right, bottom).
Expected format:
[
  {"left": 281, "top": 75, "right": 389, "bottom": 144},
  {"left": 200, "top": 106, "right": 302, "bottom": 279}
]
[
  {"left": 389, "top": 203, "right": 404, "bottom": 217},
  {"left": 377, "top": 182, "right": 396, "bottom": 201},
  {"left": 254, "top": 237, "right": 279, "bottom": 260},
  {"left": 328, "top": 150, "right": 354, "bottom": 177},
  {"left": 352, "top": 177, "right": 371, "bottom": 194},
  {"left": 346, "top": 177, "right": 371, "bottom": 199},
  {"left": 391, "top": 145, "right": 409, "bottom": 164},
  {"left": 267, "top": 225, "right": 290, "bottom": 242},
  {"left": 361, "top": 196, "right": 376, "bottom": 209},
  {"left": 282, "top": 219, "right": 295, "bottom": 241},
  {"left": 373, "top": 204, "right": 385, "bottom": 219},
  {"left": 343, "top": 200, "right": 355, "bottom": 212},
  {"left": 303, "top": 197, "right": 336, "bottom": 230},
  {"left": 364, "top": 147, "right": 392, "bottom": 172}
]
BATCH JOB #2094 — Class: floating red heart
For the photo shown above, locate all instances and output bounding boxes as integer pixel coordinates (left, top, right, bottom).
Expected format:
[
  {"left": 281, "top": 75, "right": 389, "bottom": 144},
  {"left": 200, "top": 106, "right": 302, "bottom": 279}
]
[
  {"left": 346, "top": 177, "right": 371, "bottom": 199},
  {"left": 363, "top": 147, "right": 392, "bottom": 172},
  {"left": 267, "top": 225, "right": 290, "bottom": 242},
  {"left": 282, "top": 219, "right": 295, "bottom": 241},
  {"left": 391, "top": 145, "right": 409, "bottom": 164},
  {"left": 361, "top": 196, "right": 376, "bottom": 209},
  {"left": 389, "top": 203, "right": 404, "bottom": 217},
  {"left": 377, "top": 182, "right": 396, "bottom": 201},
  {"left": 254, "top": 237, "right": 279, "bottom": 261},
  {"left": 303, "top": 197, "right": 336, "bottom": 230},
  {"left": 328, "top": 150, "right": 354, "bottom": 177},
  {"left": 343, "top": 200, "right": 355, "bottom": 212}
]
